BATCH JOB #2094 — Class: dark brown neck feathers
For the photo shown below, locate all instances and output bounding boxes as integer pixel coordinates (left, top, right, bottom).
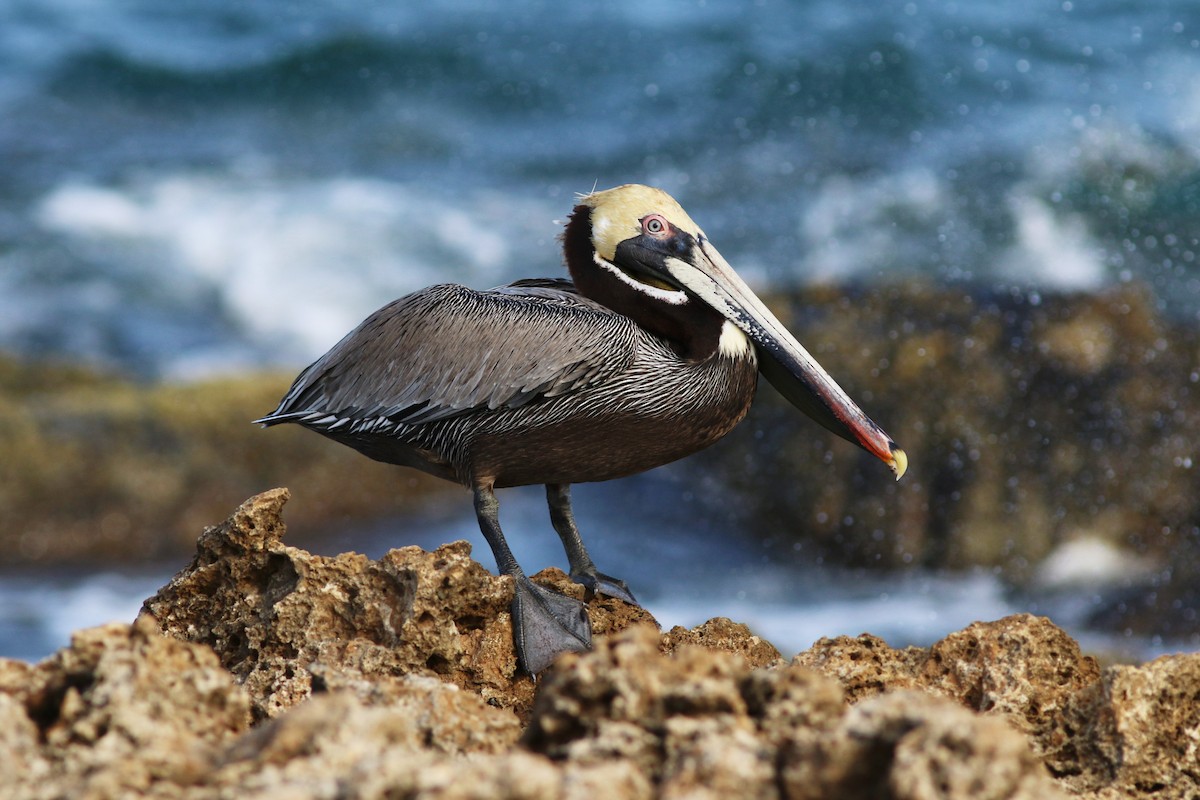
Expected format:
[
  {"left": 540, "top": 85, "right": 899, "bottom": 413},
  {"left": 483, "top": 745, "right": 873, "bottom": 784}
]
[{"left": 562, "top": 205, "right": 726, "bottom": 361}]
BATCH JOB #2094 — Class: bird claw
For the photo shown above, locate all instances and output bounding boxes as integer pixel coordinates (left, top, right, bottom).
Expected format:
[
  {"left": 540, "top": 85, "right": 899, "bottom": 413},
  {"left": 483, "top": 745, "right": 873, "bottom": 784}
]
[
  {"left": 571, "top": 570, "right": 640, "bottom": 607},
  {"left": 512, "top": 577, "right": 592, "bottom": 674}
]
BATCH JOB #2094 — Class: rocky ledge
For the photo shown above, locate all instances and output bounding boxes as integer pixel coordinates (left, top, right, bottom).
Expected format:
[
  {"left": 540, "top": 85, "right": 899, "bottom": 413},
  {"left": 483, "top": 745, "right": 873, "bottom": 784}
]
[{"left": 3, "top": 490, "right": 1198, "bottom": 799}]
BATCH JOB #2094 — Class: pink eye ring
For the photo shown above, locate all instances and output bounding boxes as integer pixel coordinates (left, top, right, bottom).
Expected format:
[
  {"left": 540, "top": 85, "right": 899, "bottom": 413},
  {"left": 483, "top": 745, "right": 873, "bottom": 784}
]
[{"left": 642, "top": 214, "right": 669, "bottom": 237}]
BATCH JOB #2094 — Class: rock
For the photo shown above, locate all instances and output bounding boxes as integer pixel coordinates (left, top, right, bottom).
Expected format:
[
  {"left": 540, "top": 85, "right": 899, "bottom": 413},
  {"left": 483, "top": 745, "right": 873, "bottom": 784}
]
[
  {"left": 4, "top": 491, "right": 1198, "bottom": 799},
  {"left": 826, "top": 691, "right": 1064, "bottom": 800},
  {"left": 1052, "top": 654, "right": 1200, "bottom": 797},
  {"left": 140, "top": 488, "right": 658, "bottom": 723},
  {"left": 661, "top": 616, "right": 783, "bottom": 667},
  {"left": 1099, "top": 656, "right": 1200, "bottom": 793},
  {"left": 922, "top": 616, "right": 1102, "bottom": 763},
  {"left": 205, "top": 690, "right": 536, "bottom": 798},
  {"left": 791, "top": 632, "right": 929, "bottom": 702},
  {"left": 796, "top": 616, "right": 1200, "bottom": 799},
  {"left": 526, "top": 628, "right": 787, "bottom": 800},
  {"left": 141, "top": 488, "right": 535, "bottom": 721},
  {"left": 524, "top": 626, "right": 761, "bottom": 783},
  {"left": 1, "top": 616, "right": 250, "bottom": 799},
  {"left": 0, "top": 691, "right": 47, "bottom": 793},
  {"left": 525, "top": 626, "right": 1067, "bottom": 800},
  {"left": 795, "top": 615, "right": 1103, "bottom": 766}
]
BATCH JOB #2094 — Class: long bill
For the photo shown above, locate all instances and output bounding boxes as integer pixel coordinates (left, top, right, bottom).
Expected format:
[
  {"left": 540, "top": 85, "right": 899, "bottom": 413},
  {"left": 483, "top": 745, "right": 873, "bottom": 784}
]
[{"left": 663, "top": 238, "right": 908, "bottom": 480}]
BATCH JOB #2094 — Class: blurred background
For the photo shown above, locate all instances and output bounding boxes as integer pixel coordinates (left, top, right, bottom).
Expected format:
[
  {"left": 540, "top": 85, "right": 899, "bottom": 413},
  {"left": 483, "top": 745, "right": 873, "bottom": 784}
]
[{"left": 2, "top": 1, "right": 1198, "bottom": 662}]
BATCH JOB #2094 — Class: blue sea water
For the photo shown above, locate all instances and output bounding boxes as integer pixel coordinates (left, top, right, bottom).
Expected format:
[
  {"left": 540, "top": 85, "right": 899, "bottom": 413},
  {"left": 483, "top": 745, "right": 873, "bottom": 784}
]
[
  {"left": 0, "top": 0, "right": 1197, "bottom": 378},
  {"left": 2, "top": 1, "right": 1199, "bottom": 661}
]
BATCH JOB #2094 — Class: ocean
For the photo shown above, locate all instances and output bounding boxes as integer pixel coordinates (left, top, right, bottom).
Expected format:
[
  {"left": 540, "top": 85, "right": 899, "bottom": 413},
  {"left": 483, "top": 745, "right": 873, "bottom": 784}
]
[
  {"left": 2, "top": 0, "right": 1197, "bottom": 378},
  {"left": 2, "top": 0, "right": 1198, "bottom": 661}
]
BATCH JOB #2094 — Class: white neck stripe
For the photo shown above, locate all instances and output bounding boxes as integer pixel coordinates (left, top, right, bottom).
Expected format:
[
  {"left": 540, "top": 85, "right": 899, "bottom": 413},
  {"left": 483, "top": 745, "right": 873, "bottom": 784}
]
[{"left": 593, "top": 254, "right": 689, "bottom": 305}]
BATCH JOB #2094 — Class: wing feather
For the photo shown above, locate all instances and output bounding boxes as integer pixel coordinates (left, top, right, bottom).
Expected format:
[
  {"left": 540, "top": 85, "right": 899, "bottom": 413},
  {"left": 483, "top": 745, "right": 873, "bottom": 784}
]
[{"left": 259, "top": 281, "right": 638, "bottom": 427}]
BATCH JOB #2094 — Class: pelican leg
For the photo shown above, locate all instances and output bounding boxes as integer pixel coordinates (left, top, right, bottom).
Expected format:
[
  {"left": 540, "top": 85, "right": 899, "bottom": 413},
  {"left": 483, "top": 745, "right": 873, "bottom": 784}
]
[
  {"left": 545, "top": 483, "right": 639, "bottom": 606},
  {"left": 473, "top": 484, "right": 591, "bottom": 674}
]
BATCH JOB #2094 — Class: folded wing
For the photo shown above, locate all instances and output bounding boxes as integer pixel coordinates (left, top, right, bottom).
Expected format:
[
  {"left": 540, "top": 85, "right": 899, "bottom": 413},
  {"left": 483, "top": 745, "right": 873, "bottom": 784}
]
[{"left": 257, "top": 280, "right": 638, "bottom": 428}]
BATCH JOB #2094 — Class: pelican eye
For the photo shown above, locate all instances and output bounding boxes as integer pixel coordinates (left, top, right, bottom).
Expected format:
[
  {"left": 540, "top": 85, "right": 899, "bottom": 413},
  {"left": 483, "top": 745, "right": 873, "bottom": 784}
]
[{"left": 642, "top": 214, "right": 670, "bottom": 238}]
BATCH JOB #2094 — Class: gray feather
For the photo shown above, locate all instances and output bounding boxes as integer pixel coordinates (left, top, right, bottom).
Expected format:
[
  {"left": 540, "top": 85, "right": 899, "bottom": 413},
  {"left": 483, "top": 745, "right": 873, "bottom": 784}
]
[{"left": 258, "top": 281, "right": 638, "bottom": 427}]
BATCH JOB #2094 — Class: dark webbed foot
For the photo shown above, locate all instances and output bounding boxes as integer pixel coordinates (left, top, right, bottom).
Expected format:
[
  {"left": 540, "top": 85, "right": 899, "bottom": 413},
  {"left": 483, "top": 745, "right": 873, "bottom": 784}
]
[
  {"left": 475, "top": 484, "right": 590, "bottom": 673},
  {"left": 570, "top": 568, "right": 639, "bottom": 606},
  {"left": 511, "top": 576, "right": 592, "bottom": 674},
  {"left": 546, "top": 483, "right": 641, "bottom": 607}
]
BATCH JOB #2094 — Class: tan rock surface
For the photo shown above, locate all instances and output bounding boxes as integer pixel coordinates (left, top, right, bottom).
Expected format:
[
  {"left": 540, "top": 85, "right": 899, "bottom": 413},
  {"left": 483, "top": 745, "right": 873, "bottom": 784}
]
[
  {"left": 2, "top": 616, "right": 251, "bottom": 799},
  {"left": 139, "top": 487, "right": 657, "bottom": 723},
  {"left": 795, "top": 614, "right": 1104, "bottom": 765},
  {"left": 2, "top": 490, "right": 1196, "bottom": 799}
]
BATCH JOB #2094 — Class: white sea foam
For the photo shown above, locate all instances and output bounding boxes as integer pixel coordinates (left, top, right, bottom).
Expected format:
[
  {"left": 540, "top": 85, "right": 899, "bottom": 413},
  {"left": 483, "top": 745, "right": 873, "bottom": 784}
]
[
  {"left": 799, "top": 168, "right": 951, "bottom": 282},
  {"left": 798, "top": 164, "right": 1117, "bottom": 292},
  {"left": 36, "top": 174, "right": 562, "bottom": 376},
  {"left": 1001, "top": 192, "right": 1106, "bottom": 290},
  {"left": 1033, "top": 537, "right": 1158, "bottom": 591}
]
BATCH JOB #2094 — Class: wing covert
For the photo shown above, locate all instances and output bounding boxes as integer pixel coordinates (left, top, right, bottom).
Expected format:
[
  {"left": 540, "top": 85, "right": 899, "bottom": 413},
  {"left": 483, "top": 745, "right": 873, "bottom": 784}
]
[{"left": 263, "top": 282, "right": 639, "bottom": 426}]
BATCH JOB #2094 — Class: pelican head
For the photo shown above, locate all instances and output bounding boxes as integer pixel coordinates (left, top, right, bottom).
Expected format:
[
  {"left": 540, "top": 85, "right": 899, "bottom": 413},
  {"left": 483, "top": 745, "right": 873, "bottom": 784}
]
[{"left": 565, "top": 183, "right": 907, "bottom": 479}]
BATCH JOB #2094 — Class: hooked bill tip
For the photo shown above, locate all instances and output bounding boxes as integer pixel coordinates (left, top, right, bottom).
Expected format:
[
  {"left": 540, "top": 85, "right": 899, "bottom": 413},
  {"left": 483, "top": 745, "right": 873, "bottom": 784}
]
[{"left": 889, "top": 447, "right": 909, "bottom": 481}]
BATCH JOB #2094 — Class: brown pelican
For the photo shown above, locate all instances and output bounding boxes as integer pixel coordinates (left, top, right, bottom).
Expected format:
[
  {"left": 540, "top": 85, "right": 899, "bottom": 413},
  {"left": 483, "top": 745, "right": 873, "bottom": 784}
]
[{"left": 257, "top": 184, "right": 906, "bottom": 673}]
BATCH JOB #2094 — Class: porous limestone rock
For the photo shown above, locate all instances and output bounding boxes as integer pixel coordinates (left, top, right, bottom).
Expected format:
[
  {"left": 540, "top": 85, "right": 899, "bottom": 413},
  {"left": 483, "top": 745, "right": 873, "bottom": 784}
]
[
  {"left": 795, "top": 614, "right": 1102, "bottom": 761},
  {"left": 4, "top": 491, "right": 1196, "bottom": 799},
  {"left": 2, "top": 616, "right": 250, "bottom": 799},
  {"left": 1050, "top": 653, "right": 1200, "bottom": 797},
  {"left": 795, "top": 616, "right": 1200, "bottom": 799},
  {"left": 661, "top": 616, "right": 782, "bottom": 668},
  {"left": 143, "top": 488, "right": 528, "bottom": 721},
  {"left": 525, "top": 625, "right": 1068, "bottom": 800}
]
